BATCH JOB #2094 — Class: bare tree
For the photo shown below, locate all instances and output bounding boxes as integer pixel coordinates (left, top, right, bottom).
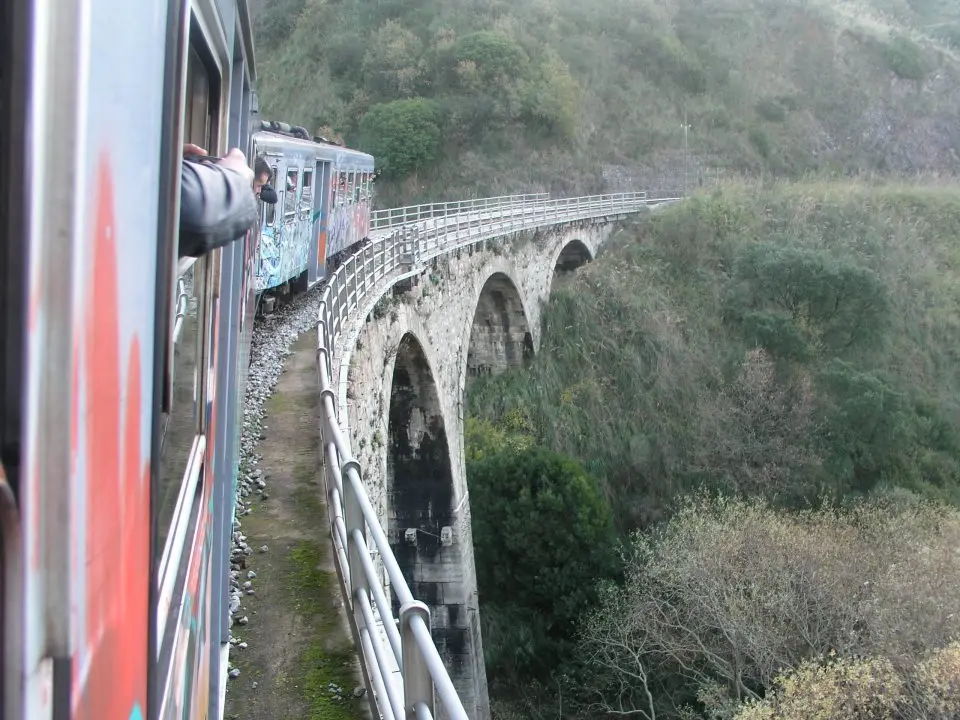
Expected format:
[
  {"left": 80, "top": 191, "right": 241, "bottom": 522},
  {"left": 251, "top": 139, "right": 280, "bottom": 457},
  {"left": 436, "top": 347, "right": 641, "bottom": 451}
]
[{"left": 579, "top": 496, "right": 960, "bottom": 718}]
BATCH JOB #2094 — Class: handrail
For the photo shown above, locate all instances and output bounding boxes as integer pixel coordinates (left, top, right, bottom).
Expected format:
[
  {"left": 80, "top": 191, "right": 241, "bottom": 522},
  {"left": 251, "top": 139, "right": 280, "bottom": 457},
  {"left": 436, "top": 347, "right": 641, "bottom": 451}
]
[
  {"left": 370, "top": 193, "right": 550, "bottom": 231},
  {"left": 316, "top": 191, "right": 676, "bottom": 720}
]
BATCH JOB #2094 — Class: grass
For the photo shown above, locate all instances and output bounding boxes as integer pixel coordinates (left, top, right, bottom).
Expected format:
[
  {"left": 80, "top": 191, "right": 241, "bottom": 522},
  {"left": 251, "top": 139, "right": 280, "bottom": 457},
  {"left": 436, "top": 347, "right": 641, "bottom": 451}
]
[
  {"left": 225, "top": 331, "right": 366, "bottom": 720},
  {"left": 287, "top": 541, "right": 363, "bottom": 720}
]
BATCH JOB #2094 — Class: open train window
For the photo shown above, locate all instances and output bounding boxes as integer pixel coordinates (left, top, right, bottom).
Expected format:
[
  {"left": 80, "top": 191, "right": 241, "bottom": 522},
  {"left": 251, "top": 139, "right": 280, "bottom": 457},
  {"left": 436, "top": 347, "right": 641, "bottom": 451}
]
[
  {"left": 184, "top": 46, "right": 212, "bottom": 151},
  {"left": 300, "top": 168, "right": 313, "bottom": 216},
  {"left": 338, "top": 172, "right": 348, "bottom": 207},
  {"left": 284, "top": 168, "right": 299, "bottom": 218},
  {"left": 264, "top": 163, "right": 278, "bottom": 226}
]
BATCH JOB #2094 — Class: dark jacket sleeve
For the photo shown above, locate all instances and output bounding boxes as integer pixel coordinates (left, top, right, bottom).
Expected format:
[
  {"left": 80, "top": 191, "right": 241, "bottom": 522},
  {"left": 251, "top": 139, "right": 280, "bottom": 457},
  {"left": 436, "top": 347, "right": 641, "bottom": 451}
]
[{"left": 179, "top": 159, "right": 259, "bottom": 258}]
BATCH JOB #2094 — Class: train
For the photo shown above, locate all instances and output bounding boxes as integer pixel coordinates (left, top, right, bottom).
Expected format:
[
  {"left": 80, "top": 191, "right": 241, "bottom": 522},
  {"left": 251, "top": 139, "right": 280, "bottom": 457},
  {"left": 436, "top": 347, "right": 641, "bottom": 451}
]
[
  {"left": 0, "top": 1, "right": 374, "bottom": 719},
  {"left": 252, "top": 122, "right": 375, "bottom": 308}
]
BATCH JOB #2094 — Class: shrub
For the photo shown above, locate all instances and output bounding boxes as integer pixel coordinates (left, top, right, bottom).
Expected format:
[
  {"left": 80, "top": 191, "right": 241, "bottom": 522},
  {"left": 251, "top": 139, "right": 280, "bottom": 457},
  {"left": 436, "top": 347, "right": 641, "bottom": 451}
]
[
  {"left": 578, "top": 495, "right": 960, "bottom": 719},
  {"left": 756, "top": 99, "right": 787, "bottom": 123},
  {"left": 728, "top": 243, "right": 890, "bottom": 356},
  {"left": 735, "top": 642, "right": 960, "bottom": 720},
  {"left": 748, "top": 126, "right": 772, "bottom": 158},
  {"left": 883, "top": 35, "right": 928, "bottom": 80},
  {"left": 468, "top": 447, "right": 620, "bottom": 679},
  {"left": 358, "top": 98, "right": 441, "bottom": 177},
  {"left": 451, "top": 31, "right": 528, "bottom": 82}
]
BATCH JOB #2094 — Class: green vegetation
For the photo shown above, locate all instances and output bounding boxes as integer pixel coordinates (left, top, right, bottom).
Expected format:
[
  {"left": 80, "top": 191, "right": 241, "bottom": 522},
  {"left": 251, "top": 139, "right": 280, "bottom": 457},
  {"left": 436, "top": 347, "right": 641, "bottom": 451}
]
[
  {"left": 465, "top": 183, "right": 960, "bottom": 717},
  {"left": 358, "top": 98, "right": 442, "bottom": 177},
  {"left": 883, "top": 34, "right": 929, "bottom": 80},
  {"left": 468, "top": 436, "right": 621, "bottom": 679},
  {"left": 250, "top": 0, "right": 960, "bottom": 205},
  {"left": 470, "top": 184, "right": 960, "bottom": 528},
  {"left": 288, "top": 541, "right": 364, "bottom": 720}
]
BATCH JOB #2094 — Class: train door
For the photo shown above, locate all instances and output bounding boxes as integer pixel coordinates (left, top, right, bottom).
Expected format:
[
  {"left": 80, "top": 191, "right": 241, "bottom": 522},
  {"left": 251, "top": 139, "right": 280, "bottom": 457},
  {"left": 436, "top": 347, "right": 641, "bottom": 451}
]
[
  {"left": 310, "top": 160, "right": 334, "bottom": 283},
  {"left": 295, "top": 163, "right": 314, "bottom": 291},
  {"left": 0, "top": 4, "right": 28, "bottom": 718},
  {"left": 155, "top": 1, "right": 231, "bottom": 717}
]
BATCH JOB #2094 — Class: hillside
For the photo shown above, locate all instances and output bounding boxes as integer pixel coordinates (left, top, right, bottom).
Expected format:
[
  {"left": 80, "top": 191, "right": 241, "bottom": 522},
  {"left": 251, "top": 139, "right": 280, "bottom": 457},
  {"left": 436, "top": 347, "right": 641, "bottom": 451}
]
[
  {"left": 249, "top": 0, "right": 960, "bottom": 204},
  {"left": 465, "top": 182, "right": 960, "bottom": 717},
  {"left": 469, "top": 182, "right": 960, "bottom": 529}
]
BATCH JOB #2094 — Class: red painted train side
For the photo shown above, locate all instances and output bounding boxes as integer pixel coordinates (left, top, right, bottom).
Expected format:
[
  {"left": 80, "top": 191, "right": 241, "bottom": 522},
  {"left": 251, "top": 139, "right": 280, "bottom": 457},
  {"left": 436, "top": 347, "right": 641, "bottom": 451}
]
[{"left": 0, "top": 1, "right": 264, "bottom": 718}]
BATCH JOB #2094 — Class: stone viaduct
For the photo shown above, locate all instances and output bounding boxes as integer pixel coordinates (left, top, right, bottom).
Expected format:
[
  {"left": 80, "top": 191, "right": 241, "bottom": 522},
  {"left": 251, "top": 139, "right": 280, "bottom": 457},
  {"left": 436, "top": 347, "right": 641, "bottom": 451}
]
[{"left": 328, "top": 216, "right": 625, "bottom": 719}]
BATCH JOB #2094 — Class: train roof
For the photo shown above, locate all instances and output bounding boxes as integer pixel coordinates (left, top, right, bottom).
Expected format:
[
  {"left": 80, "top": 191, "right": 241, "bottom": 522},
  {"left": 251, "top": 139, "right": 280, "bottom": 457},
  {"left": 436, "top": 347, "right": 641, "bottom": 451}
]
[{"left": 253, "top": 129, "right": 375, "bottom": 172}]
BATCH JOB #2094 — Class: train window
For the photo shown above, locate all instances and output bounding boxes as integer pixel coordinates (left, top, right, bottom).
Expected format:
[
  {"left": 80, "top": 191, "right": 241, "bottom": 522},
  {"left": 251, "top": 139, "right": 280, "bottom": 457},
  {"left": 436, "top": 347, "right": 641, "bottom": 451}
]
[
  {"left": 157, "top": 8, "right": 223, "bottom": 651},
  {"left": 284, "top": 168, "right": 299, "bottom": 218},
  {"left": 264, "top": 164, "right": 278, "bottom": 226},
  {"left": 184, "top": 46, "right": 213, "bottom": 150},
  {"left": 157, "top": 262, "right": 205, "bottom": 553},
  {"left": 300, "top": 169, "right": 313, "bottom": 215}
]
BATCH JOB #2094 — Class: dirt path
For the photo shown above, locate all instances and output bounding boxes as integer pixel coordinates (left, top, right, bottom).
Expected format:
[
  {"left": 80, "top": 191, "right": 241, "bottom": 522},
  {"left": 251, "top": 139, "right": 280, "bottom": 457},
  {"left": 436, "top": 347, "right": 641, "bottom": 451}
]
[{"left": 224, "top": 332, "right": 368, "bottom": 720}]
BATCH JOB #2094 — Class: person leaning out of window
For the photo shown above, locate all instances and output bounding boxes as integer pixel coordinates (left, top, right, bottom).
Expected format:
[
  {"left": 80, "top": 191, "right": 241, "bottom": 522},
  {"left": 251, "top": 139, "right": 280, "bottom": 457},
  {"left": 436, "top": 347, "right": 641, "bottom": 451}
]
[{"left": 178, "top": 144, "right": 276, "bottom": 259}]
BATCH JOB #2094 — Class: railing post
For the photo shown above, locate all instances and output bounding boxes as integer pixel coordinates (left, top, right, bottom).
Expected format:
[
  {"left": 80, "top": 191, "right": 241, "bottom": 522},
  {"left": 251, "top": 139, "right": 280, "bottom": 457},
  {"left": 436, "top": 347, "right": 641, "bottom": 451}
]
[
  {"left": 342, "top": 461, "right": 366, "bottom": 602},
  {"left": 400, "top": 601, "right": 434, "bottom": 720}
]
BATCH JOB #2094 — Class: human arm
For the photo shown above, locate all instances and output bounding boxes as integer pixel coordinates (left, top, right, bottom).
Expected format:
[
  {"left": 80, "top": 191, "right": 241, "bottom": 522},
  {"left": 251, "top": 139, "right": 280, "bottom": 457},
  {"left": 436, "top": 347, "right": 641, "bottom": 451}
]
[{"left": 178, "top": 148, "right": 259, "bottom": 258}]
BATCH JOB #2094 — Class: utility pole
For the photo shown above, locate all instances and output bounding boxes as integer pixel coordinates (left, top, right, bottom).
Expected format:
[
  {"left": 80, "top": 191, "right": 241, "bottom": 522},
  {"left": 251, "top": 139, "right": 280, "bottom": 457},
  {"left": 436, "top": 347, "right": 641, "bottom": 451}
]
[{"left": 684, "top": 109, "right": 689, "bottom": 190}]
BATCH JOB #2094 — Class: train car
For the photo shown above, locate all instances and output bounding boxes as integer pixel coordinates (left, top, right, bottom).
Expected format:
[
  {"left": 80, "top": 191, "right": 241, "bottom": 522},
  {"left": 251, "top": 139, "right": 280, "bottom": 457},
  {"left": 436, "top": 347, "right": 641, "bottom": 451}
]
[
  {"left": 252, "top": 124, "right": 375, "bottom": 307},
  {"left": 1, "top": 0, "right": 263, "bottom": 718}
]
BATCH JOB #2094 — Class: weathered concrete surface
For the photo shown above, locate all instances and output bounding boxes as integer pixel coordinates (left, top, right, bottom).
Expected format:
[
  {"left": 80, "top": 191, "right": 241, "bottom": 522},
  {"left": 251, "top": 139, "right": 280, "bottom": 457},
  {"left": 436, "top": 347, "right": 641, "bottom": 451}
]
[{"left": 338, "top": 220, "right": 616, "bottom": 719}]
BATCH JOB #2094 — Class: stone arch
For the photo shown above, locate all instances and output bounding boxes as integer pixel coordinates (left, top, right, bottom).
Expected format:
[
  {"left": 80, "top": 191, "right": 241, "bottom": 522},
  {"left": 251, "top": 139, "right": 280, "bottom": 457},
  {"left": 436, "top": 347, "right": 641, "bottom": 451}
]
[
  {"left": 466, "top": 272, "right": 533, "bottom": 379},
  {"left": 554, "top": 238, "right": 593, "bottom": 273},
  {"left": 386, "top": 332, "right": 467, "bottom": 658},
  {"left": 388, "top": 332, "right": 454, "bottom": 565}
]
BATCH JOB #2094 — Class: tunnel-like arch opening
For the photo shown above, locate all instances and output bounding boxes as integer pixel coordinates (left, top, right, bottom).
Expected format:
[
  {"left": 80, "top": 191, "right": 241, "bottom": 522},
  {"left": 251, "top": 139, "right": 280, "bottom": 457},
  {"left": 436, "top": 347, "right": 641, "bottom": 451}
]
[
  {"left": 387, "top": 334, "right": 466, "bottom": 659},
  {"left": 554, "top": 239, "right": 593, "bottom": 273},
  {"left": 466, "top": 272, "right": 533, "bottom": 378}
]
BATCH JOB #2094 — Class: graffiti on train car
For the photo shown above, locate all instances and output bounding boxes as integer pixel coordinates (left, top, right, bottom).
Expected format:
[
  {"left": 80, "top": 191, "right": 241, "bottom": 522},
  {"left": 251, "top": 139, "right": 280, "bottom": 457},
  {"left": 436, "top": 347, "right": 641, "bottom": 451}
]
[
  {"left": 71, "top": 155, "right": 149, "bottom": 720},
  {"left": 325, "top": 196, "right": 371, "bottom": 258},
  {"left": 160, "top": 323, "right": 219, "bottom": 720},
  {"left": 255, "top": 197, "right": 312, "bottom": 290},
  {"left": 160, "top": 507, "right": 214, "bottom": 720}
]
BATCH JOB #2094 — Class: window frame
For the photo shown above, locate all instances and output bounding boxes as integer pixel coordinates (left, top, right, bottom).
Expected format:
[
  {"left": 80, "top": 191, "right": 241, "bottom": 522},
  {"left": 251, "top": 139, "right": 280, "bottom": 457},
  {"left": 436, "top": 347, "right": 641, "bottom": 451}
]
[
  {"left": 283, "top": 166, "right": 300, "bottom": 220},
  {"left": 154, "top": 0, "right": 230, "bottom": 681},
  {"left": 300, "top": 166, "right": 314, "bottom": 218},
  {"left": 263, "top": 162, "right": 278, "bottom": 227}
]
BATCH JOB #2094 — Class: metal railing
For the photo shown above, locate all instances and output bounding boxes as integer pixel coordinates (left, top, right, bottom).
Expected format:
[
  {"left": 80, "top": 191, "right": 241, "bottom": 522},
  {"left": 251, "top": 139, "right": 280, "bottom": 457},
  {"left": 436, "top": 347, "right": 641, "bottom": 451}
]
[
  {"left": 370, "top": 193, "right": 550, "bottom": 232},
  {"left": 315, "top": 190, "right": 675, "bottom": 720}
]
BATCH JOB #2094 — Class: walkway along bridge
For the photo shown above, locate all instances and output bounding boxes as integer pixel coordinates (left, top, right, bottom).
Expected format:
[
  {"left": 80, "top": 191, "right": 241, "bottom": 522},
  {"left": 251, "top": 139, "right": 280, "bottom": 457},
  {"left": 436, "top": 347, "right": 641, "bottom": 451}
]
[{"left": 313, "top": 192, "right": 679, "bottom": 720}]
